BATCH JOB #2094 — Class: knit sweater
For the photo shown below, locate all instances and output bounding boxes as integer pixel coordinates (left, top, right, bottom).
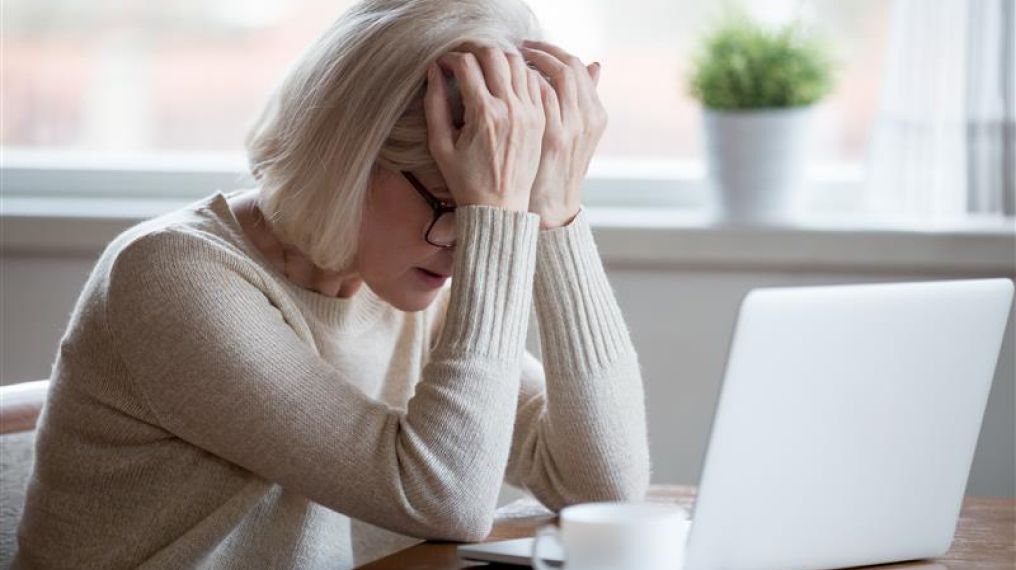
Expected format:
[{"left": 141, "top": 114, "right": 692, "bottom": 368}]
[{"left": 12, "top": 190, "right": 650, "bottom": 569}]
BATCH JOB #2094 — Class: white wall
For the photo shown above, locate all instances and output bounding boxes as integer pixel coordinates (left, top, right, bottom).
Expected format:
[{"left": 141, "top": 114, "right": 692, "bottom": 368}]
[
  {"left": 2, "top": 215, "right": 1014, "bottom": 498},
  {"left": 606, "top": 269, "right": 1015, "bottom": 499},
  {"left": 3, "top": 253, "right": 99, "bottom": 383}
]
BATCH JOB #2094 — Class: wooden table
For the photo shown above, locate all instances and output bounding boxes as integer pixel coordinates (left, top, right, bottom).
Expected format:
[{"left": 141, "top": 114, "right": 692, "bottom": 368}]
[{"left": 356, "top": 485, "right": 1015, "bottom": 569}]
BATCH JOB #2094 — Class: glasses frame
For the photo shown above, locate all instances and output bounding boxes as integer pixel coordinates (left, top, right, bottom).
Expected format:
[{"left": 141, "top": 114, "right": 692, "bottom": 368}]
[{"left": 401, "top": 170, "right": 457, "bottom": 248}]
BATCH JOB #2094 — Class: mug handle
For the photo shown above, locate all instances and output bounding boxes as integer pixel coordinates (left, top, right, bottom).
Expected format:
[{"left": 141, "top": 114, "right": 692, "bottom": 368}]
[{"left": 531, "top": 524, "right": 564, "bottom": 570}]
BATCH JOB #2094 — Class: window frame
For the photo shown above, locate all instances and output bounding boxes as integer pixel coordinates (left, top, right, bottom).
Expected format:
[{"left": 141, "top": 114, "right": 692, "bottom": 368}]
[{"left": 0, "top": 149, "right": 866, "bottom": 215}]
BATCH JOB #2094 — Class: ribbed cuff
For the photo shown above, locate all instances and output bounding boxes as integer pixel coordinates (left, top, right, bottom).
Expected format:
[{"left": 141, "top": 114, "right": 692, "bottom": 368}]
[
  {"left": 534, "top": 209, "right": 635, "bottom": 377},
  {"left": 437, "top": 205, "right": 540, "bottom": 362}
]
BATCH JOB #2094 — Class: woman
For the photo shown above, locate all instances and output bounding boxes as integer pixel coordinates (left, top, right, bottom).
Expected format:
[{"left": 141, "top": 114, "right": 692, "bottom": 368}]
[{"left": 14, "top": 0, "right": 650, "bottom": 568}]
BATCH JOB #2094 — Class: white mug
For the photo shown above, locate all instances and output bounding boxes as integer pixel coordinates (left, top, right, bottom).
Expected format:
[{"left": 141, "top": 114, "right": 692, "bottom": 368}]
[{"left": 531, "top": 502, "right": 690, "bottom": 570}]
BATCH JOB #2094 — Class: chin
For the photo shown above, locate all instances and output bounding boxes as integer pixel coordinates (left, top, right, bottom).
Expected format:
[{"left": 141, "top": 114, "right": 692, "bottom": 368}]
[{"left": 378, "top": 287, "right": 441, "bottom": 313}]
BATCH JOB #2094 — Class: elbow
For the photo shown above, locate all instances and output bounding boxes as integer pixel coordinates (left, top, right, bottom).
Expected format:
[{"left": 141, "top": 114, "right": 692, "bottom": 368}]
[
  {"left": 442, "top": 514, "right": 495, "bottom": 543},
  {"left": 616, "top": 457, "right": 652, "bottom": 502},
  {"left": 610, "top": 470, "right": 651, "bottom": 502},
  {"left": 417, "top": 506, "right": 495, "bottom": 543},
  {"left": 586, "top": 470, "right": 650, "bottom": 504},
  {"left": 609, "top": 440, "right": 652, "bottom": 502},
  {"left": 402, "top": 481, "right": 499, "bottom": 542},
  {"left": 362, "top": 487, "right": 498, "bottom": 543},
  {"left": 559, "top": 462, "right": 652, "bottom": 509}
]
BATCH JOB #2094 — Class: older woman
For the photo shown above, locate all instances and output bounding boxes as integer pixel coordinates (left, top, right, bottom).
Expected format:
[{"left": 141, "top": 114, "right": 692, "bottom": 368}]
[{"left": 13, "top": 0, "right": 650, "bottom": 568}]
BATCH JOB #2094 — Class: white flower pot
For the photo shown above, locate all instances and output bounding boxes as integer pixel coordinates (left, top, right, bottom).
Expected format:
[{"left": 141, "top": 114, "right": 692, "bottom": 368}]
[{"left": 702, "top": 106, "right": 815, "bottom": 225}]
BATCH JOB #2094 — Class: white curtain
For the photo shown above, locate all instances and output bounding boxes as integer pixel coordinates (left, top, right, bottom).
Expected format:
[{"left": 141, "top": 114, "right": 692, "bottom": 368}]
[{"left": 866, "top": 0, "right": 1014, "bottom": 220}]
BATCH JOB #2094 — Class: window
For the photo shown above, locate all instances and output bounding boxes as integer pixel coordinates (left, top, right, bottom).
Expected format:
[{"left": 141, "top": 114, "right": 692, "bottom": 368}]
[{"left": 3, "top": 0, "right": 888, "bottom": 203}]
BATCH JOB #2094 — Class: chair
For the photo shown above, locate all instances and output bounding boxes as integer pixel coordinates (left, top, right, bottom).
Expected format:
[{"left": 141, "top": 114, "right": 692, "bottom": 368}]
[
  {"left": 1, "top": 380, "right": 48, "bottom": 434},
  {"left": 1, "top": 380, "right": 49, "bottom": 568}
]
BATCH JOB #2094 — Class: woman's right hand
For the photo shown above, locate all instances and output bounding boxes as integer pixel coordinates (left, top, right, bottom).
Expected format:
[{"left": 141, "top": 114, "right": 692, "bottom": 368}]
[{"left": 424, "top": 46, "right": 546, "bottom": 213}]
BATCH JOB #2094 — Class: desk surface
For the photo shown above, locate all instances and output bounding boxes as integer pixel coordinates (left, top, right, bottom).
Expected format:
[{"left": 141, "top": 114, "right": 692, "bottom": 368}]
[{"left": 355, "top": 485, "right": 1015, "bottom": 570}]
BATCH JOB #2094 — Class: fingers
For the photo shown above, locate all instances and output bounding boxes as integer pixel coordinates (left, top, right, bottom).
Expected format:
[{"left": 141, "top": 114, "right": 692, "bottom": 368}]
[
  {"left": 536, "top": 73, "right": 562, "bottom": 131},
  {"left": 587, "top": 62, "right": 601, "bottom": 87},
  {"left": 522, "top": 39, "right": 584, "bottom": 71},
  {"left": 456, "top": 42, "right": 535, "bottom": 104},
  {"left": 436, "top": 51, "right": 492, "bottom": 127},
  {"left": 523, "top": 40, "right": 601, "bottom": 93},
  {"left": 424, "top": 62, "right": 455, "bottom": 160},
  {"left": 458, "top": 43, "right": 513, "bottom": 100},
  {"left": 505, "top": 51, "right": 532, "bottom": 102},
  {"left": 519, "top": 45, "right": 573, "bottom": 116},
  {"left": 526, "top": 68, "right": 542, "bottom": 106}
]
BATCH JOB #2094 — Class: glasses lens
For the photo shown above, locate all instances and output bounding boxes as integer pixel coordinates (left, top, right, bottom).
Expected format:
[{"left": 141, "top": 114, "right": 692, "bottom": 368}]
[{"left": 427, "top": 211, "right": 456, "bottom": 247}]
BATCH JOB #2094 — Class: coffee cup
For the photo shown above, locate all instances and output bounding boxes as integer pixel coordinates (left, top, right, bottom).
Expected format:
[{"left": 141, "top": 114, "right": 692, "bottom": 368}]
[{"left": 531, "top": 501, "right": 690, "bottom": 570}]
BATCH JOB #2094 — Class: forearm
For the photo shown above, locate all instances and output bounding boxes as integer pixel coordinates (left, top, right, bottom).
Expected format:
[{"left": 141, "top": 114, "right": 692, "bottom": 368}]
[
  {"left": 510, "top": 210, "right": 651, "bottom": 510},
  {"left": 398, "top": 205, "right": 540, "bottom": 537}
]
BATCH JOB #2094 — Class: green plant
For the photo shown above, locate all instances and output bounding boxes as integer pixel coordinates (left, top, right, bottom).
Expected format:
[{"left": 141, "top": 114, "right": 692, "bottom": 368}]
[{"left": 688, "top": 14, "right": 834, "bottom": 109}]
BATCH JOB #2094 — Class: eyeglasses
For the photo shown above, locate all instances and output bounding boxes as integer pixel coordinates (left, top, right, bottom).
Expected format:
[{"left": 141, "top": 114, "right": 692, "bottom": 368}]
[{"left": 401, "top": 171, "right": 457, "bottom": 248}]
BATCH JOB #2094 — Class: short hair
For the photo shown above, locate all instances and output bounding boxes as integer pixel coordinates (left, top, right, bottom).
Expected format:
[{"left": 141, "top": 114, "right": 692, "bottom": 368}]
[{"left": 245, "top": 0, "right": 543, "bottom": 271}]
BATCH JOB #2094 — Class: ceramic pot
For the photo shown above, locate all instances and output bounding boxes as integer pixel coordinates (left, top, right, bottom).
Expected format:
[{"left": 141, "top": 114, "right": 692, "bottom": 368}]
[{"left": 703, "top": 105, "right": 815, "bottom": 224}]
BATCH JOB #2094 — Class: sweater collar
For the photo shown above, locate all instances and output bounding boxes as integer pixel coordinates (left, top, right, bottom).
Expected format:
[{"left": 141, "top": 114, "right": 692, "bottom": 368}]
[{"left": 207, "top": 190, "right": 389, "bottom": 335}]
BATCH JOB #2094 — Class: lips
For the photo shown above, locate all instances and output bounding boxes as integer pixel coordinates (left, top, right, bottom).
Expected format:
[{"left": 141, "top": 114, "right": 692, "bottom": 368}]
[{"left": 418, "top": 268, "right": 450, "bottom": 279}]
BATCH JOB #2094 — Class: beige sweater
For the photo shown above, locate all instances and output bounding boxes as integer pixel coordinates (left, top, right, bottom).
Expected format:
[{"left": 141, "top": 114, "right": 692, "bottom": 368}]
[{"left": 13, "top": 191, "right": 650, "bottom": 569}]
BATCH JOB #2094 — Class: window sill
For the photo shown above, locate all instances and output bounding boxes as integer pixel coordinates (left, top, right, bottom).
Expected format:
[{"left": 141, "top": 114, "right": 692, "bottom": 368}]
[
  {"left": 2, "top": 194, "right": 1013, "bottom": 275},
  {"left": 584, "top": 207, "right": 1014, "bottom": 274}
]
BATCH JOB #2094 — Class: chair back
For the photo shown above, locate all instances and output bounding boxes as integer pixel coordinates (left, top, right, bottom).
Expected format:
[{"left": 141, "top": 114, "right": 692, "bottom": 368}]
[
  {"left": 1, "top": 379, "right": 50, "bottom": 567},
  {"left": 1, "top": 379, "right": 49, "bottom": 434}
]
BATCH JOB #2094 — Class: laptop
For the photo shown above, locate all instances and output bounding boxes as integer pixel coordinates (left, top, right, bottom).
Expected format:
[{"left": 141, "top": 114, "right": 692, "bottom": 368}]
[{"left": 459, "top": 278, "right": 1014, "bottom": 569}]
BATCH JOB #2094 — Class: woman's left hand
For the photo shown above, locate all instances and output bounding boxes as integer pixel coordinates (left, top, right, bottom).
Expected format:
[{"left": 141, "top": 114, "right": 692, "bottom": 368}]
[{"left": 520, "top": 39, "right": 605, "bottom": 229}]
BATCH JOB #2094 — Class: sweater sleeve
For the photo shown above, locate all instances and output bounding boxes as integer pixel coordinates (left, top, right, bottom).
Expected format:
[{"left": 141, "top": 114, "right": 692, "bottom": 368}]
[
  {"left": 104, "top": 205, "right": 538, "bottom": 543},
  {"left": 503, "top": 208, "right": 651, "bottom": 510}
]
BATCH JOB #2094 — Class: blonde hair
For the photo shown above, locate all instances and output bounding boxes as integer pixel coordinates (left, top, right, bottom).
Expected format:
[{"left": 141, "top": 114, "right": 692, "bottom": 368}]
[{"left": 245, "top": 0, "right": 543, "bottom": 271}]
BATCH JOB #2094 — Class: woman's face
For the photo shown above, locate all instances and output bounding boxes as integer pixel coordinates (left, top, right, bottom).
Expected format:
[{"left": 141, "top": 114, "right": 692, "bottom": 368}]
[{"left": 355, "top": 167, "right": 456, "bottom": 312}]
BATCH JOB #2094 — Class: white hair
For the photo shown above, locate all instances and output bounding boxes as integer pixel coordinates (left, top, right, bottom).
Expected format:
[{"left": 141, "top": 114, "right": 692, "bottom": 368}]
[{"left": 245, "top": 0, "right": 543, "bottom": 271}]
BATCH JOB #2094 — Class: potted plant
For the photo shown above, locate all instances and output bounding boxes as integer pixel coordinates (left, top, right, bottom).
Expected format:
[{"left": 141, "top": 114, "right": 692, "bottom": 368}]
[{"left": 688, "top": 13, "right": 834, "bottom": 224}]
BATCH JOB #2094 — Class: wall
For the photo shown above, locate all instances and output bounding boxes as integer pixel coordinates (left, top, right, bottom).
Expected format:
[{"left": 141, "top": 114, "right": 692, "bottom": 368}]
[{"left": 608, "top": 269, "right": 1015, "bottom": 499}]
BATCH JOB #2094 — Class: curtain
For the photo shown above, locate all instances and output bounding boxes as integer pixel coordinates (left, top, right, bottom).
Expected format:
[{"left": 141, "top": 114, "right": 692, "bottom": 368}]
[{"left": 866, "top": 0, "right": 1015, "bottom": 220}]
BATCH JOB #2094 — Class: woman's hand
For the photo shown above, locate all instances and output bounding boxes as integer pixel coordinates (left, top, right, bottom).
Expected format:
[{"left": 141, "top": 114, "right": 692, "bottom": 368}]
[
  {"left": 521, "top": 40, "right": 605, "bottom": 229},
  {"left": 425, "top": 46, "right": 546, "bottom": 213}
]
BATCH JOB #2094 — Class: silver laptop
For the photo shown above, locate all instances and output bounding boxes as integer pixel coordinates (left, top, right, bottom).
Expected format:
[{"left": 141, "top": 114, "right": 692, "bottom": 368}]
[{"left": 459, "top": 278, "right": 1014, "bottom": 569}]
